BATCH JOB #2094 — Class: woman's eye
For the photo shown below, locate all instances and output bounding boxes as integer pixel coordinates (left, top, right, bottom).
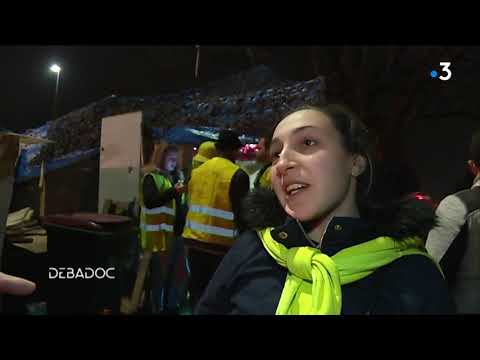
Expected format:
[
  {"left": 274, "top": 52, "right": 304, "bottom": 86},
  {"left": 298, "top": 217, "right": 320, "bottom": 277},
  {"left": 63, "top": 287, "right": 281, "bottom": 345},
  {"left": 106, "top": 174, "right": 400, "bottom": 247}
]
[
  {"left": 304, "top": 139, "right": 316, "bottom": 146},
  {"left": 270, "top": 150, "right": 280, "bottom": 158}
]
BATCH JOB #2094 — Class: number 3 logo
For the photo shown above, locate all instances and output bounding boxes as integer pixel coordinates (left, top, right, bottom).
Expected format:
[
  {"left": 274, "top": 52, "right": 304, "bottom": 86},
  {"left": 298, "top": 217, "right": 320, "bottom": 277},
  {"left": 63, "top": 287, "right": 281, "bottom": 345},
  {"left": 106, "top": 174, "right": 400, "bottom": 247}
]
[{"left": 439, "top": 62, "right": 452, "bottom": 81}]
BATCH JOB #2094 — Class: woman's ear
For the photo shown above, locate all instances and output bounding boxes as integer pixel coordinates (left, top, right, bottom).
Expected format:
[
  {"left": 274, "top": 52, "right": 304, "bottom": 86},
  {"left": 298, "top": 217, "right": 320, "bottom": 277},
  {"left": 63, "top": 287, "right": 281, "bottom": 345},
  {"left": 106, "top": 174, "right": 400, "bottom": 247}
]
[
  {"left": 352, "top": 155, "right": 367, "bottom": 177},
  {"left": 468, "top": 160, "right": 480, "bottom": 176}
]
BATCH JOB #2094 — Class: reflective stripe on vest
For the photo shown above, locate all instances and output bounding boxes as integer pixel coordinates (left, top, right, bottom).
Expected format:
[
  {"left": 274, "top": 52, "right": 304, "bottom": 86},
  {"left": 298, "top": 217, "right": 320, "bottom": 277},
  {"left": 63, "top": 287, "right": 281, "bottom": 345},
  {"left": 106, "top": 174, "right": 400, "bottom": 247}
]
[
  {"left": 141, "top": 206, "right": 175, "bottom": 216},
  {"left": 140, "top": 223, "right": 174, "bottom": 233},
  {"left": 189, "top": 204, "right": 234, "bottom": 220},
  {"left": 185, "top": 220, "right": 237, "bottom": 238}
]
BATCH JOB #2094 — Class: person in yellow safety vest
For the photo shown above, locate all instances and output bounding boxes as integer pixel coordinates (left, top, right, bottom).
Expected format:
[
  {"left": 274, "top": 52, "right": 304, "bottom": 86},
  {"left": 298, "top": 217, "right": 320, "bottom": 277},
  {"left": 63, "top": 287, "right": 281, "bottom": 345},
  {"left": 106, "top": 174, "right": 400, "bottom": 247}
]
[
  {"left": 192, "top": 141, "right": 217, "bottom": 170},
  {"left": 140, "top": 145, "right": 186, "bottom": 251},
  {"left": 122, "top": 143, "right": 186, "bottom": 314},
  {"left": 253, "top": 134, "right": 273, "bottom": 189},
  {"left": 182, "top": 130, "right": 250, "bottom": 309}
]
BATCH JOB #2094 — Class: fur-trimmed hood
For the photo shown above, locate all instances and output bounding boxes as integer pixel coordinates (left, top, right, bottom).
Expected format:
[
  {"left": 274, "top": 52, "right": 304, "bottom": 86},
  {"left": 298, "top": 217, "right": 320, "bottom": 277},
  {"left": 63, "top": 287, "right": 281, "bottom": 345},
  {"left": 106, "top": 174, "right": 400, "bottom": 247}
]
[{"left": 240, "top": 188, "right": 437, "bottom": 240}]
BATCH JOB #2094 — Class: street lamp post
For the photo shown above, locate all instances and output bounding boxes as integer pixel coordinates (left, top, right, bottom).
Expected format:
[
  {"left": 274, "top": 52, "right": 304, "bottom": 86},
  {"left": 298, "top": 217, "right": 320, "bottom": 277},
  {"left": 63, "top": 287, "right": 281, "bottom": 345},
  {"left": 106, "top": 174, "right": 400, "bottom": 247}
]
[{"left": 49, "top": 64, "right": 61, "bottom": 119}]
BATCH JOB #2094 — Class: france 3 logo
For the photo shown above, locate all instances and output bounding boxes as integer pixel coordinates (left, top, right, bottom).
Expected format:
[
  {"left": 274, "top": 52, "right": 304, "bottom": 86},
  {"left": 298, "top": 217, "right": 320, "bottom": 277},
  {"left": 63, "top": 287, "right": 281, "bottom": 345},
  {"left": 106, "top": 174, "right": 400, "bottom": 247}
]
[{"left": 430, "top": 62, "right": 452, "bottom": 81}]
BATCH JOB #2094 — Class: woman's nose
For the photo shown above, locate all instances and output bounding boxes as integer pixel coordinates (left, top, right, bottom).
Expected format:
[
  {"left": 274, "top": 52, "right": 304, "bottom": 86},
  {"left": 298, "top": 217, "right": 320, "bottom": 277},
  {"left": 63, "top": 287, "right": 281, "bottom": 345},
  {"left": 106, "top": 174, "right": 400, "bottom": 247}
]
[{"left": 274, "top": 149, "right": 295, "bottom": 176}]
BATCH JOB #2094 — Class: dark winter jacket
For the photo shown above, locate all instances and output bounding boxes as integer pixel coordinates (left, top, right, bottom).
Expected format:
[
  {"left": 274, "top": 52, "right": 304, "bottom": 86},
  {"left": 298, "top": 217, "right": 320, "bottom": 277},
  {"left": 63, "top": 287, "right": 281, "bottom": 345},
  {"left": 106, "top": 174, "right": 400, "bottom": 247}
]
[{"left": 195, "top": 188, "right": 455, "bottom": 315}]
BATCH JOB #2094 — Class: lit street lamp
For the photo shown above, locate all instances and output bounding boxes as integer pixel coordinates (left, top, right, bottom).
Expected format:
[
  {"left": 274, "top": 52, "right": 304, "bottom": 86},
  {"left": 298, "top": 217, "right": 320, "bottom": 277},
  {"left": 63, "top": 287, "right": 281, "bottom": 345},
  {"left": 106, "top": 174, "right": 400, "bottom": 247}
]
[{"left": 49, "top": 64, "right": 61, "bottom": 119}]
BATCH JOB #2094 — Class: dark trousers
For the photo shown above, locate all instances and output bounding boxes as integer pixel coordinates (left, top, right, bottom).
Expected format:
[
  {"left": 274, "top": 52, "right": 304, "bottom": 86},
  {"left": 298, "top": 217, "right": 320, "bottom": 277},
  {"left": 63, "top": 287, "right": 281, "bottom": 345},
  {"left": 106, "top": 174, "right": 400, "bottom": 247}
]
[
  {"left": 163, "top": 236, "right": 189, "bottom": 312},
  {"left": 145, "top": 252, "right": 166, "bottom": 314},
  {"left": 144, "top": 237, "right": 190, "bottom": 314},
  {"left": 187, "top": 246, "right": 225, "bottom": 310}
]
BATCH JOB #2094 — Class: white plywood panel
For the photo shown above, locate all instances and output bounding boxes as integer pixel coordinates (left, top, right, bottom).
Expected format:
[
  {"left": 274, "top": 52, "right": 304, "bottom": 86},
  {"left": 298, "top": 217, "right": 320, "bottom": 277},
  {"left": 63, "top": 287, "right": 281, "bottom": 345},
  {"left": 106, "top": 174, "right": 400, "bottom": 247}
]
[{"left": 98, "top": 112, "right": 143, "bottom": 212}]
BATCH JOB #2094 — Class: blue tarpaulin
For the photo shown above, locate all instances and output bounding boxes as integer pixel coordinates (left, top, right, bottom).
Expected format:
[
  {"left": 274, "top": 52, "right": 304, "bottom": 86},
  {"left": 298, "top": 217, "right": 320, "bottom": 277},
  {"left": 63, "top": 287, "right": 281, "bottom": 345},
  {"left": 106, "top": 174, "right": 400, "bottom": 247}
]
[
  {"left": 14, "top": 72, "right": 325, "bottom": 184},
  {"left": 16, "top": 147, "right": 99, "bottom": 184},
  {"left": 15, "top": 126, "right": 258, "bottom": 183},
  {"left": 162, "top": 126, "right": 257, "bottom": 145}
]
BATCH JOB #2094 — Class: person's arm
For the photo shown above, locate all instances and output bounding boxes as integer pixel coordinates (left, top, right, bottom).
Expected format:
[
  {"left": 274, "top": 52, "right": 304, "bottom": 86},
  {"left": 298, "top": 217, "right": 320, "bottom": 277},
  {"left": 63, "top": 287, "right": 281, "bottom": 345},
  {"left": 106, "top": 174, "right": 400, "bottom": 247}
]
[
  {"left": 194, "top": 260, "right": 233, "bottom": 315},
  {"left": 229, "top": 169, "right": 250, "bottom": 233},
  {"left": 426, "top": 195, "right": 468, "bottom": 262},
  {"left": 143, "top": 174, "right": 179, "bottom": 209},
  {"left": 194, "top": 232, "right": 252, "bottom": 315},
  {"left": 0, "top": 272, "right": 35, "bottom": 295}
]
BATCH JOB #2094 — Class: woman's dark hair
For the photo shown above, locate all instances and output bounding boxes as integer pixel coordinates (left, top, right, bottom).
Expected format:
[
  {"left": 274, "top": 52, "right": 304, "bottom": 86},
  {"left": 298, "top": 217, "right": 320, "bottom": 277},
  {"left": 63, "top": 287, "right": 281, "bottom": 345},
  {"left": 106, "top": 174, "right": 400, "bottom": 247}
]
[
  {"left": 259, "top": 128, "right": 274, "bottom": 150},
  {"left": 470, "top": 129, "right": 480, "bottom": 166},
  {"left": 142, "top": 124, "right": 155, "bottom": 164}
]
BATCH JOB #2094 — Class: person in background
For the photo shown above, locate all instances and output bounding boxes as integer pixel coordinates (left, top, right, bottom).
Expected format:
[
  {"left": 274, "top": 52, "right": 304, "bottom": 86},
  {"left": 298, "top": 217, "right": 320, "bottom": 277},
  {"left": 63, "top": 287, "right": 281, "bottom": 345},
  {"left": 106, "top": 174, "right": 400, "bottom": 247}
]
[
  {"left": 426, "top": 129, "right": 480, "bottom": 313},
  {"left": 191, "top": 141, "right": 217, "bottom": 170},
  {"left": 122, "top": 142, "right": 186, "bottom": 314},
  {"left": 195, "top": 104, "right": 453, "bottom": 315},
  {"left": 253, "top": 132, "right": 273, "bottom": 189},
  {"left": 182, "top": 130, "right": 249, "bottom": 309}
]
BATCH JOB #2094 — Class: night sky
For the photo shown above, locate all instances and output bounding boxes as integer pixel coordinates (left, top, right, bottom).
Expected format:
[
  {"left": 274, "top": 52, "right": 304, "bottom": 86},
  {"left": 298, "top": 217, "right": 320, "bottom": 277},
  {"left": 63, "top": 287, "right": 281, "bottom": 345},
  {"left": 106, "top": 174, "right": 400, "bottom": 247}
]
[
  {"left": 0, "top": 46, "right": 197, "bottom": 131},
  {"left": 1, "top": 46, "right": 299, "bottom": 132}
]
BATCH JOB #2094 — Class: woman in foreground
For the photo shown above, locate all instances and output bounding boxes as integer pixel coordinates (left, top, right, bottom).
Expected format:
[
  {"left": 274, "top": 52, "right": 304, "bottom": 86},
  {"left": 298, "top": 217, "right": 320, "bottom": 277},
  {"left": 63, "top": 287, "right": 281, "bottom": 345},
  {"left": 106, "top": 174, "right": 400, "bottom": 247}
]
[{"left": 195, "top": 104, "right": 454, "bottom": 315}]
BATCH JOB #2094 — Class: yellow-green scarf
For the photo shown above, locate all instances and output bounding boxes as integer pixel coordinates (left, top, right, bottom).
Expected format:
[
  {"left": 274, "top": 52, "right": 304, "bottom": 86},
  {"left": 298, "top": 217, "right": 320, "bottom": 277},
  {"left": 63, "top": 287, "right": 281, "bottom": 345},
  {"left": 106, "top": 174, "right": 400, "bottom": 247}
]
[{"left": 257, "top": 227, "right": 441, "bottom": 315}]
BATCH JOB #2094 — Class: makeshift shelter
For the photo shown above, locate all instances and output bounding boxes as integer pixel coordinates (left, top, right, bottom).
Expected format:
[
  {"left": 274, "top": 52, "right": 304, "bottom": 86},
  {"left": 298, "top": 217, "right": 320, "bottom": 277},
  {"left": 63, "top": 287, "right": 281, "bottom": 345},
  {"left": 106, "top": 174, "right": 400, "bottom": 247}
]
[{"left": 11, "top": 71, "right": 326, "bottom": 216}]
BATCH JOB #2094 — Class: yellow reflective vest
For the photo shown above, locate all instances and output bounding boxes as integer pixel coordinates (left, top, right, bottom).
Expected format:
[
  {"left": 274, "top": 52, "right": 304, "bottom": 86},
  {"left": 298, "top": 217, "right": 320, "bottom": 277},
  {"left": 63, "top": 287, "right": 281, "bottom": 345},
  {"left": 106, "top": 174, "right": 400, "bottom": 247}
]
[
  {"left": 255, "top": 164, "right": 272, "bottom": 189},
  {"left": 182, "top": 157, "right": 240, "bottom": 247},
  {"left": 139, "top": 172, "right": 176, "bottom": 252}
]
